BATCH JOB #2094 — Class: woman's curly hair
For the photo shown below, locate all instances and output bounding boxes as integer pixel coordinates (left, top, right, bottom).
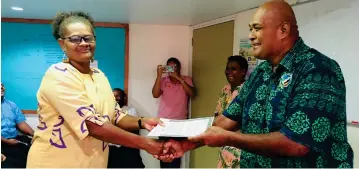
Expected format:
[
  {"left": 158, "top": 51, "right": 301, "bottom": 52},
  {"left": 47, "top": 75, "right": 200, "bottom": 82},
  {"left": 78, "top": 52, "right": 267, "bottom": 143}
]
[{"left": 51, "top": 11, "right": 95, "bottom": 40}]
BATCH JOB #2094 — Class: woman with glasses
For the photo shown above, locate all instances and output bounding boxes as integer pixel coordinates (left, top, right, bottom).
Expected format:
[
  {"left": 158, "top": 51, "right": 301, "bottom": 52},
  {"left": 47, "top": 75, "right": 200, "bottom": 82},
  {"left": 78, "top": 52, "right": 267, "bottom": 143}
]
[{"left": 26, "top": 11, "right": 169, "bottom": 168}]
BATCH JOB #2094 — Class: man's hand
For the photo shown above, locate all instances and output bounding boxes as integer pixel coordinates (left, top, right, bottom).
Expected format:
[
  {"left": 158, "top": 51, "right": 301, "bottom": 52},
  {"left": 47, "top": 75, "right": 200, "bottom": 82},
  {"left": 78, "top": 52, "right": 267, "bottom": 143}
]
[
  {"left": 142, "top": 139, "right": 167, "bottom": 156},
  {"left": 188, "top": 126, "right": 232, "bottom": 147},
  {"left": 7, "top": 138, "right": 19, "bottom": 145},
  {"left": 154, "top": 139, "right": 185, "bottom": 162},
  {"left": 142, "top": 117, "right": 164, "bottom": 131},
  {"left": 157, "top": 65, "right": 165, "bottom": 78},
  {"left": 168, "top": 71, "right": 181, "bottom": 80}
]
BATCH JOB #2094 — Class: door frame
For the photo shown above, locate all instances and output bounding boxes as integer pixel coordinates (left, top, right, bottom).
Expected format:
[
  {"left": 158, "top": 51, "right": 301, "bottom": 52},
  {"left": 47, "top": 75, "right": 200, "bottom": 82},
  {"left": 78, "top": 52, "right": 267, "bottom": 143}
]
[{"left": 184, "top": 13, "right": 237, "bottom": 168}]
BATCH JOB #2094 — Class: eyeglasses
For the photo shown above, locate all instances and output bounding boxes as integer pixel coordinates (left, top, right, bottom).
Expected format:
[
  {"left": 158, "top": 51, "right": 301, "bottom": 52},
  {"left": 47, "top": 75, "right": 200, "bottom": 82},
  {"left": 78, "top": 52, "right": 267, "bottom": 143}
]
[{"left": 62, "top": 35, "right": 96, "bottom": 44}]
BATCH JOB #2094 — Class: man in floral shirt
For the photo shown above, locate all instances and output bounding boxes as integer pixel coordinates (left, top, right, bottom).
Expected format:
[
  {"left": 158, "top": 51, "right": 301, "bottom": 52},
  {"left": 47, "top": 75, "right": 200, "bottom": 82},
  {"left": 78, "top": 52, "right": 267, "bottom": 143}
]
[{"left": 156, "top": 0, "right": 354, "bottom": 168}]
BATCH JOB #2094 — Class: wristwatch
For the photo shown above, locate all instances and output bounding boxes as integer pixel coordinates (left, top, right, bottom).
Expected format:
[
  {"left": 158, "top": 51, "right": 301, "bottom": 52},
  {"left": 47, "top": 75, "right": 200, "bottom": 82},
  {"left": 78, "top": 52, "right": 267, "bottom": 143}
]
[{"left": 138, "top": 117, "right": 145, "bottom": 129}]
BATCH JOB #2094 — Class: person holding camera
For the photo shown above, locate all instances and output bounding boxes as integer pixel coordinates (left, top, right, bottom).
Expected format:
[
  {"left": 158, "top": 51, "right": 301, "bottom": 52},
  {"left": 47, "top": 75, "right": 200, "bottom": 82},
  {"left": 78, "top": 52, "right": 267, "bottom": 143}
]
[{"left": 152, "top": 57, "right": 195, "bottom": 168}]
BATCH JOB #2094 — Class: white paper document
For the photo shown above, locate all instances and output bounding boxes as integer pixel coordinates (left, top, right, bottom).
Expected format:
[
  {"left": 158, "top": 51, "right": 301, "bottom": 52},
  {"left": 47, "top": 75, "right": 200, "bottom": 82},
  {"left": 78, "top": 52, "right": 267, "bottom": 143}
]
[{"left": 147, "top": 117, "right": 214, "bottom": 138}]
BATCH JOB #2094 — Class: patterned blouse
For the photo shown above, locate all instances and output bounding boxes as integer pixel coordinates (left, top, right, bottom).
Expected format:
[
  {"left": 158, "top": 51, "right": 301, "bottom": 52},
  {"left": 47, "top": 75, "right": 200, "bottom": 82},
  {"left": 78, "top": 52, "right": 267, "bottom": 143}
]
[{"left": 215, "top": 84, "right": 243, "bottom": 168}]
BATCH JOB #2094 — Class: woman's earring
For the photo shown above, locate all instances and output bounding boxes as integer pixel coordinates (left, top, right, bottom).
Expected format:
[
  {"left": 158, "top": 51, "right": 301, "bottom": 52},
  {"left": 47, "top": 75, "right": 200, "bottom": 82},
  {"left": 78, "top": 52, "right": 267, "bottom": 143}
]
[{"left": 62, "top": 51, "right": 69, "bottom": 63}]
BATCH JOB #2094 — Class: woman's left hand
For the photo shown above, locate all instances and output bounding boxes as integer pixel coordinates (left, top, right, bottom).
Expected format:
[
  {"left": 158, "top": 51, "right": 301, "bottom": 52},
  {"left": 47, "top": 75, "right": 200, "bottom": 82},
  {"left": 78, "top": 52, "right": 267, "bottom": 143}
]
[{"left": 142, "top": 117, "right": 164, "bottom": 131}]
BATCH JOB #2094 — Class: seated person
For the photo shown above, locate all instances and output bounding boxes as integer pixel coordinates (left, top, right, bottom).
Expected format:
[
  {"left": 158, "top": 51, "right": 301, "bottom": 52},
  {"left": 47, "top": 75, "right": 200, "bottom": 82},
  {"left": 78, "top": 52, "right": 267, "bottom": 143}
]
[
  {"left": 107, "top": 88, "right": 145, "bottom": 168},
  {"left": 1, "top": 83, "right": 34, "bottom": 168}
]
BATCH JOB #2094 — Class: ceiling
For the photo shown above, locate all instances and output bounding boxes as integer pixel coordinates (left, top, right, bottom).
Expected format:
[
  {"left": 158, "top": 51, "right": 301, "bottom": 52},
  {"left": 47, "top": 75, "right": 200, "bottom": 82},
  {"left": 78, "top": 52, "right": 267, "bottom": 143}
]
[{"left": 1, "top": 0, "right": 272, "bottom": 25}]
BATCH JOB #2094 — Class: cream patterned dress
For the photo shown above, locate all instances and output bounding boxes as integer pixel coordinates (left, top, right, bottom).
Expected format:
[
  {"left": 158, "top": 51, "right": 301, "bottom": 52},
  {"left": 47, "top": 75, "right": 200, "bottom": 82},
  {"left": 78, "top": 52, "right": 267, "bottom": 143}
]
[{"left": 27, "top": 62, "right": 126, "bottom": 168}]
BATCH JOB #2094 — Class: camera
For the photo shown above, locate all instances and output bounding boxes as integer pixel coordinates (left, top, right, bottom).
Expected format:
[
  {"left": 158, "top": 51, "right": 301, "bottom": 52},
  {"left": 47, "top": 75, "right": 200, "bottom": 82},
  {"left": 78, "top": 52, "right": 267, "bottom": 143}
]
[{"left": 163, "top": 65, "right": 176, "bottom": 73}]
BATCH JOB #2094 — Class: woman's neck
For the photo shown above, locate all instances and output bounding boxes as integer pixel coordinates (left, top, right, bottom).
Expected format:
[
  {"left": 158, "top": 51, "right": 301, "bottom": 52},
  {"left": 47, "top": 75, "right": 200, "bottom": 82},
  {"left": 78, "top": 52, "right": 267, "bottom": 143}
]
[
  {"left": 231, "top": 80, "right": 245, "bottom": 92},
  {"left": 69, "top": 60, "right": 91, "bottom": 74}
]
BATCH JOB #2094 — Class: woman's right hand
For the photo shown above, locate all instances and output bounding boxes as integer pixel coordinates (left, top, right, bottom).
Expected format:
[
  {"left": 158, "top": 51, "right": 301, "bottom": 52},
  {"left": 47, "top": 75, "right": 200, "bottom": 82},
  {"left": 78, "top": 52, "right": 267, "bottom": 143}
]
[
  {"left": 143, "top": 138, "right": 167, "bottom": 155},
  {"left": 154, "top": 139, "right": 184, "bottom": 162},
  {"left": 157, "top": 65, "right": 165, "bottom": 78},
  {"left": 7, "top": 139, "right": 19, "bottom": 145}
]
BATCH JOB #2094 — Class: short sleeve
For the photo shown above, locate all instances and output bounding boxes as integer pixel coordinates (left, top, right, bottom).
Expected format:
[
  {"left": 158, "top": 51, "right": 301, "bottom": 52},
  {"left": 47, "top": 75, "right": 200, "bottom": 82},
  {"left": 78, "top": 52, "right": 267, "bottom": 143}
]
[
  {"left": 113, "top": 103, "right": 127, "bottom": 125},
  {"left": 13, "top": 104, "right": 26, "bottom": 124},
  {"left": 222, "top": 83, "right": 248, "bottom": 125},
  {"left": 280, "top": 61, "right": 346, "bottom": 151},
  {"left": 39, "top": 66, "right": 108, "bottom": 140}
]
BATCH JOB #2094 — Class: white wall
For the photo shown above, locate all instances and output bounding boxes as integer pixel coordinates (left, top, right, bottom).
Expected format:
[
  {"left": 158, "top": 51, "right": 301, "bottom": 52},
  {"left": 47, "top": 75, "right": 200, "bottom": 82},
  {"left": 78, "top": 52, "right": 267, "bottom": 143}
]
[
  {"left": 128, "top": 24, "right": 191, "bottom": 168},
  {"left": 24, "top": 114, "right": 39, "bottom": 130},
  {"left": 232, "top": 0, "right": 358, "bottom": 167}
]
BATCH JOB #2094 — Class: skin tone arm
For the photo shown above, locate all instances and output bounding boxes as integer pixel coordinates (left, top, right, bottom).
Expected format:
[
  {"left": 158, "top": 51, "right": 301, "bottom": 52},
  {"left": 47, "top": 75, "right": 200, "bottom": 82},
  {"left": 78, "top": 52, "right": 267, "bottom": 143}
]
[
  {"left": 155, "top": 115, "right": 237, "bottom": 160},
  {"left": 224, "top": 130, "right": 309, "bottom": 157},
  {"left": 86, "top": 120, "right": 166, "bottom": 155},
  {"left": 1, "top": 137, "right": 19, "bottom": 145},
  {"left": 152, "top": 65, "right": 164, "bottom": 98},
  {"left": 17, "top": 122, "right": 34, "bottom": 136},
  {"left": 158, "top": 115, "right": 309, "bottom": 161},
  {"left": 169, "top": 72, "right": 195, "bottom": 97},
  {"left": 116, "top": 114, "right": 163, "bottom": 132},
  {"left": 1, "top": 122, "right": 34, "bottom": 145}
]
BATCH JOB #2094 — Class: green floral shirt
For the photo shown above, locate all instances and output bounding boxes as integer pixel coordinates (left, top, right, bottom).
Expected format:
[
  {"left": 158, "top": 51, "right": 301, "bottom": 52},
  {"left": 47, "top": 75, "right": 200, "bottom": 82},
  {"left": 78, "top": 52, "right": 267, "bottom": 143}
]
[{"left": 222, "top": 38, "right": 353, "bottom": 168}]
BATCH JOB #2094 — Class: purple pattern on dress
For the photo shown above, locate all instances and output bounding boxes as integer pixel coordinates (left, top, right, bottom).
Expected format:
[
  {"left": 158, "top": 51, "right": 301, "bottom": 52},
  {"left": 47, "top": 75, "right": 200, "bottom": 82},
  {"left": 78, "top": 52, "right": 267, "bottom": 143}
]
[
  {"left": 54, "top": 66, "right": 67, "bottom": 72},
  {"left": 114, "top": 109, "right": 121, "bottom": 123},
  {"left": 102, "top": 141, "right": 108, "bottom": 151},
  {"left": 37, "top": 103, "right": 42, "bottom": 111},
  {"left": 37, "top": 121, "right": 48, "bottom": 130},
  {"left": 80, "top": 120, "right": 88, "bottom": 134},
  {"left": 54, "top": 116, "right": 64, "bottom": 127},
  {"left": 103, "top": 115, "right": 110, "bottom": 121},
  {"left": 76, "top": 105, "right": 95, "bottom": 117},
  {"left": 49, "top": 128, "right": 67, "bottom": 148},
  {"left": 37, "top": 115, "right": 48, "bottom": 130}
]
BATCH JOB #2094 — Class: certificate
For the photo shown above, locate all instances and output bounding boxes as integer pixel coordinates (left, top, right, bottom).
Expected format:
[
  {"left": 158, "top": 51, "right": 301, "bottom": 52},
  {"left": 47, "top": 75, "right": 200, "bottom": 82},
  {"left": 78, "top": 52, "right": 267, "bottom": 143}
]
[{"left": 147, "top": 117, "right": 214, "bottom": 138}]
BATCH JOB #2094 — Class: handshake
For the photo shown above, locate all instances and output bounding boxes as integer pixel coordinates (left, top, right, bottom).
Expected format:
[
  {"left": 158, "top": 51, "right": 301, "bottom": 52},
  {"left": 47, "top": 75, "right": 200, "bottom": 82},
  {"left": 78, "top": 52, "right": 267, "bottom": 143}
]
[
  {"left": 142, "top": 138, "right": 193, "bottom": 163},
  {"left": 141, "top": 124, "right": 230, "bottom": 163},
  {"left": 140, "top": 117, "right": 230, "bottom": 162}
]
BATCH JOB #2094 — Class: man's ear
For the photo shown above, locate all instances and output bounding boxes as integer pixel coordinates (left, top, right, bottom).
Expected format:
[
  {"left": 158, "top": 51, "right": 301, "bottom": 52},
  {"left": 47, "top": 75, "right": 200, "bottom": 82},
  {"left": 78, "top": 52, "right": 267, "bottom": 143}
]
[{"left": 278, "top": 22, "right": 291, "bottom": 39}]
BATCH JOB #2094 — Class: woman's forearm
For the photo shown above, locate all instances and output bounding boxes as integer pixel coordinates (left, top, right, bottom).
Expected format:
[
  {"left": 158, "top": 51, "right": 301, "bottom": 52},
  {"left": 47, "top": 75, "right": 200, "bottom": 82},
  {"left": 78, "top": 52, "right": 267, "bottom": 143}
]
[{"left": 86, "top": 121, "right": 147, "bottom": 149}]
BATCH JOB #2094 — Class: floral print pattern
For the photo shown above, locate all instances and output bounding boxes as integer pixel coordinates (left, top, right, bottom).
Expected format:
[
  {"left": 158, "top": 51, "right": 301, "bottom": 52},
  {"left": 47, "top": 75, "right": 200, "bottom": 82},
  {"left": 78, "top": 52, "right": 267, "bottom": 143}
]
[
  {"left": 222, "top": 38, "right": 353, "bottom": 168},
  {"left": 215, "top": 84, "right": 243, "bottom": 168}
]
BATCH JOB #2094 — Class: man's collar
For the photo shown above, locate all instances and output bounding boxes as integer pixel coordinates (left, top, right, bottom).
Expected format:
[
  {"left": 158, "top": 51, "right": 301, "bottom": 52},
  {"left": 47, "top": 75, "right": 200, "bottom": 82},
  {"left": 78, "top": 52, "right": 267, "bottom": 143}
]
[
  {"left": 279, "top": 37, "right": 309, "bottom": 71},
  {"left": 258, "top": 37, "right": 309, "bottom": 72}
]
